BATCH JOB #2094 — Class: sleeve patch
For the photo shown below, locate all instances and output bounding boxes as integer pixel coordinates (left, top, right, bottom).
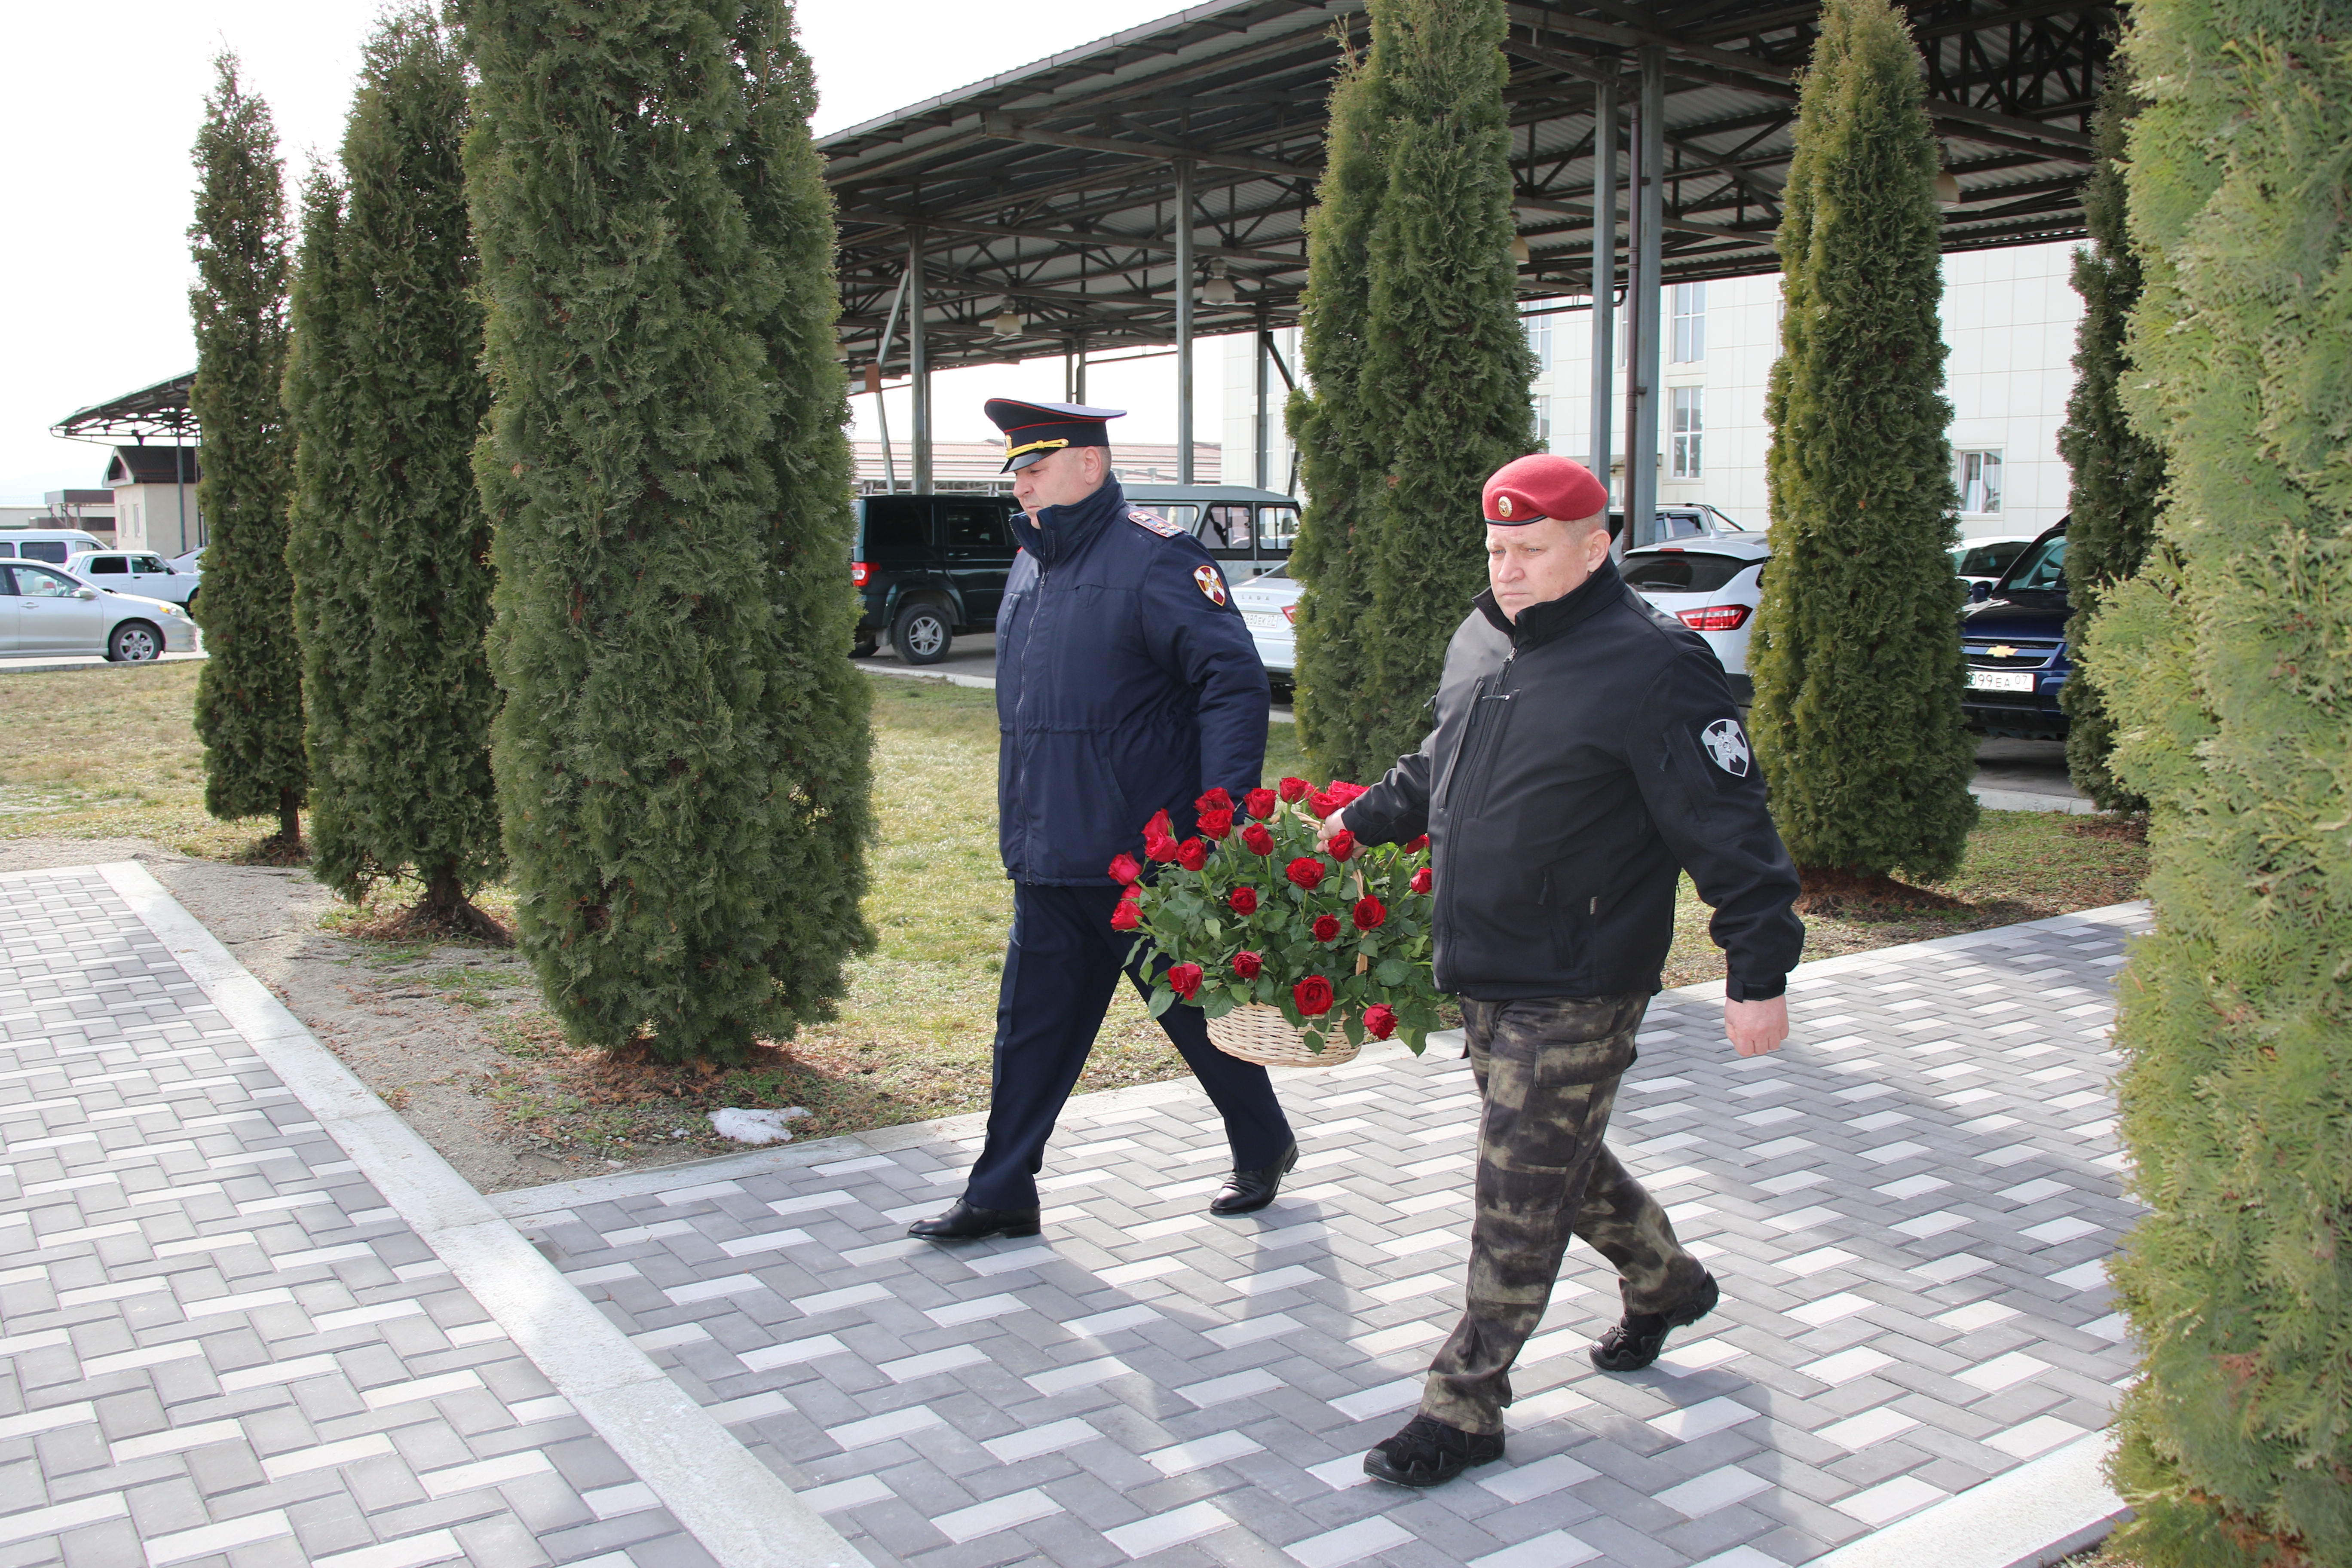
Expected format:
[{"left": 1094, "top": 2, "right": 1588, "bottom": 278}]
[
  {"left": 1699, "top": 717, "right": 1752, "bottom": 777},
  {"left": 1193, "top": 564, "right": 1228, "bottom": 605},
  {"left": 1129, "top": 509, "right": 1190, "bottom": 539}
]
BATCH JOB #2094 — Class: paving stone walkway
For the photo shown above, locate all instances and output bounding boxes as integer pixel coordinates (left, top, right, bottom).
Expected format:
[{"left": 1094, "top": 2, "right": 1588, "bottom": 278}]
[
  {"left": 507, "top": 904, "right": 2147, "bottom": 1568},
  {"left": 0, "top": 867, "right": 712, "bottom": 1568}
]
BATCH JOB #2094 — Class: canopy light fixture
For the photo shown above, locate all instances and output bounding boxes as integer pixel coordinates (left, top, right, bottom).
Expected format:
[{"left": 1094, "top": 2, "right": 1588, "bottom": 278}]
[
  {"left": 1511, "top": 235, "right": 1533, "bottom": 266},
  {"left": 1202, "top": 259, "right": 1237, "bottom": 306},
  {"left": 990, "top": 303, "right": 1024, "bottom": 337}
]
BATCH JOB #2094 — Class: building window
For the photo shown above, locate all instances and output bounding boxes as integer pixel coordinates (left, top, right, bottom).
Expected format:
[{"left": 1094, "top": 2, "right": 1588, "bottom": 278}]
[
  {"left": 1524, "top": 308, "right": 1552, "bottom": 374},
  {"left": 1671, "top": 281, "right": 1706, "bottom": 362},
  {"left": 1671, "top": 386, "right": 1703, "bottom": 478},
  {"left": 1957, "top": 449, "right": 2003, "bottom": 514},
  {"left": 1533, "top": 396, "right": 1552, "bottom": 452}
]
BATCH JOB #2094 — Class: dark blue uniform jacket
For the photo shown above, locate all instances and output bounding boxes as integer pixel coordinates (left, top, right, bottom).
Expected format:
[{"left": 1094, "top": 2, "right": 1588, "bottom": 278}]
[{"left": 997, "top": 477, "right": 1271, "bottom": 885}]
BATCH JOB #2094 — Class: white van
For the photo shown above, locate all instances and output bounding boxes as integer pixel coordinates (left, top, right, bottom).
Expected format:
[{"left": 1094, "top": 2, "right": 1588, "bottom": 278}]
[
  {"left": 0, "top": 530, "right": 109, "bottom": 566},
  {"left": 1122, "top": 484, "right": 1298, "bottom": 582}
]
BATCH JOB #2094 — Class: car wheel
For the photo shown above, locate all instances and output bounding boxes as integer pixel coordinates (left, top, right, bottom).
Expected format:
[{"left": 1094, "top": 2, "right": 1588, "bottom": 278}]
[
  {"left": 891, "top": 601, "right": 952, "bottom": 666},
  {"left": 851, "top": 635, "right": 878, "bottom": 659},
  {"left": 109, "top": 622, "right": 164, "bottom": 663}
]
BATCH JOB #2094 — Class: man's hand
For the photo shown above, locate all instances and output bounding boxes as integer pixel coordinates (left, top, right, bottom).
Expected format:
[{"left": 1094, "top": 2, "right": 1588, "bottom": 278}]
[
  {"left": 1316, "top": 808, "right": 1347, "bottom": 849},
  {"left": 1725, "top": 995, "right": 1788, "bottom": 1057}
]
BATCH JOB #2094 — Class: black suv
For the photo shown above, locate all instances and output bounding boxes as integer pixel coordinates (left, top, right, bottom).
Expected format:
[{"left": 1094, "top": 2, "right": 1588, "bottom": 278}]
[{"left": 851, "top": 493, "right": 1023, "bottom": 665}]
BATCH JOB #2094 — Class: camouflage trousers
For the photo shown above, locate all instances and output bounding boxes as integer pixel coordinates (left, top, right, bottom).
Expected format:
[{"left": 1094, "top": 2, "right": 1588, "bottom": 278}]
[{"left": 1420, "top": 993, "right": 1712, "bottom": 1434}]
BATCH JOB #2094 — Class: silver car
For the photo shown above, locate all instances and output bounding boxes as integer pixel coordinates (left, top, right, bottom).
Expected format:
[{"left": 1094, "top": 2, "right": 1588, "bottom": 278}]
[
  {"left": 1232, "top": 563, "right": 1301, "bottom": 686},
  {"left": 67, "top": 548, "right": 202, "bottom": 609},
  {"left": 3, "top": 560, "right": 198, "bottom": 661},
  {"left": 1622, "top": 536, "right": 1771, "bottom": 703}
]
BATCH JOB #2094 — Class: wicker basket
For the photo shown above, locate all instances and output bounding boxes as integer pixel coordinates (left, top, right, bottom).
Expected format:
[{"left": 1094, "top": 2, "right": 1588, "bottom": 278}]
[{"left": 1207, "top": 1003, "right": 1361, "bottom": 1069}]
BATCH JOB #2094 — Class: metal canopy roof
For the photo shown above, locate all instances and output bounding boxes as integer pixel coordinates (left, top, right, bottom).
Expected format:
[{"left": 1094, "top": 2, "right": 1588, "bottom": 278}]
[
  {"left": 53, "top": 371, "right": 198, "bottom": 443},
  {"left": 824, "top": 0, "right": 2115, "bottom": 373}
]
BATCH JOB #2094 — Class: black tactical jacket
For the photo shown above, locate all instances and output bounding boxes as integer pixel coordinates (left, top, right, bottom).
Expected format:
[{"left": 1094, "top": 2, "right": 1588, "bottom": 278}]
[{"left": 1344, "top": 558, "right": 1804, "bottom": 1002}]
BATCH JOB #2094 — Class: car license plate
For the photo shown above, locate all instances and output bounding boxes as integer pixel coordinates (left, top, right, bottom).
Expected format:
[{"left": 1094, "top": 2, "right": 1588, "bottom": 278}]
[
  {"left": 1244, "top": 611, "right": 1289, "bottom": 634},
  {"left": 1969, "top": 669, "right": 2036, "bottom": 692}
]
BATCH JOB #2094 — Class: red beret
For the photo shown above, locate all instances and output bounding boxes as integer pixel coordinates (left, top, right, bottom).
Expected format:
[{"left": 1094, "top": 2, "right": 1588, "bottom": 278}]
[{"left": 1482, "top": 453, "right": 1609, "bottom": 526}]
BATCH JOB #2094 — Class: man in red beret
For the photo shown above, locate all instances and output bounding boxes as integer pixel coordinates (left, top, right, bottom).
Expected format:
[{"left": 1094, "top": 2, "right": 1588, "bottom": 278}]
[{"left": 1322, "top": 452, "right": 1805, "bottom": 1486}]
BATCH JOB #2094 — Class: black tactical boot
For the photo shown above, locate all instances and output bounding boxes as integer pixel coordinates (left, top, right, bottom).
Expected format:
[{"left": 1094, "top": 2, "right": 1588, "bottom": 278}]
[
  {"left": 1589, "top": 1271, "right": 1720, "bottom": 1372},
  {"left": 1363, "top": 1414, "right": 1506, "bottom": 1487}
]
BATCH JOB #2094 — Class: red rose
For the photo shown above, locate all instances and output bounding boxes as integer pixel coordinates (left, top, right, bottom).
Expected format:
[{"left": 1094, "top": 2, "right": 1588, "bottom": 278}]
[
  {"left": 1107, "top": 853, "right": 1142, "bottom": 885},
  {"left": 1167, "top": 962, "right": 1204, "bottom": 1001},
  {"left": 1110, "top": 894, "right": 1142, "bottom": 931},
  {"left": 1232, "top": 950, "right": 1263, "bottom": 980},
  {"left": 1306, "top": 787, "right": 1336, "bottom": 818},
  {"left": 1278, "top": 777, "right": 1309, "bottom": 803},
  {"left": 1198, "top": 808, "right": 1234, "bottom": 840},
  {"left": 1229, "top": 886, "right": 1259, "bottom": 916},
  {"left": 1312, "top": 914, "right": 1341, "bottom": 942},
  {"left": 1285, "top": 857, "right": 1326, "bottom": 891},
  {"left": 1146, "top": 833, "right": 1179, "bottom": 864},
  {"left": 1353, "top": 895, "right": 1387, "bottom": 931},
  {"left": 1363, "top": 1003, "right": 1397, "bottom": 1040},
  {"left": 1327, "top": 830, "right": 1356, "bottom": 862},
  {"left": 1242, "top": 823, "right": 1275, "bottom": 856},
  {"left": 1244, "top": 788, "right": 1277, "bottom": 820},
  {"left": 1411, "top": 866, "right": 1433, "bottom": 895},
  {"left": 1405, "top": 835, "right": 1430, "bottom": 854},
  {"left": 1145, "top": 809, "right": 1173, "bottom": 841},
  {"left": 1328, "top": 781, "right": 1369, "bottom": 806},
  {"left": 1294, "top": 975, "right": 1335, "bottom": 1017},
  {"left": 1176, "top": 838, "right": 1209, "bottom": 872},
  {"left": 1195, "top": 788, "right": 1233, "bottom": 814}
]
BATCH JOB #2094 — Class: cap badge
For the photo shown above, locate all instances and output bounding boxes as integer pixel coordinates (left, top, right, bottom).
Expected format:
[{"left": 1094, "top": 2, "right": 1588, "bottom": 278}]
[
  {"left": 1496, "top": 494, "right": 1513, "bottom": 518},
  {"left": 1194, "top": 564, "right": 1228, "bottom": 606}
]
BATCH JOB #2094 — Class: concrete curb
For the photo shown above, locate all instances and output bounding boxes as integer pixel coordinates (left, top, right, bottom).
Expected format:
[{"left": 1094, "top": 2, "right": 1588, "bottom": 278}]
[
  {"left": 91, "top": 860, "right": 872, "bottom": 1568},
  {"left": 1808, "top": 1430, "right": 2126, "bottom": 1568},
  {"left": 0, "top": 652, "right": 208, "bottom": 675},
  {"left": 1975, "top": 784, "right": 2098, "bottom": 815}
]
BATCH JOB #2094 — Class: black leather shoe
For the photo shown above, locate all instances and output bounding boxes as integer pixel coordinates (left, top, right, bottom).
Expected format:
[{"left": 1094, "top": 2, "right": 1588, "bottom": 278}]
[
  {"left": 907, "top": 1199, "right": 1041, "bottom": 1242},
  {"left": 1209, "top": 1141, "right": 1299, "bottom": 1217},
  {"left": 1363, "top": 1414, "right": 1505, "bottom": 1487},
  {"left": 1589, "top": 1271, "right": 1720, "bottom": 1372}
]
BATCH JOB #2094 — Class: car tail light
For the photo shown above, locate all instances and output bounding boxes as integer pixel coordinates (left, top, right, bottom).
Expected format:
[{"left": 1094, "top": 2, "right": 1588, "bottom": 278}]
[
  {"left": 851, "top": 561, "right": 871, "bottom": 587},
  {"left": 1677, "top": 604, "right": 1751, "bottom": 631},
  {"left": 1281, "top": 603, "right": 1298, "bottom": 625}
]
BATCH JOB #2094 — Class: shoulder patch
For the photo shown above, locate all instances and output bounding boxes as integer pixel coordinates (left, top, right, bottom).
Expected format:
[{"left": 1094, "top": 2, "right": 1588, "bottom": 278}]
[
  {"left": 1699, "top": 717, "right": 1752, "bottom": 777},
  {"left": 1129, "top": 509, "right": 1189, "bottom": 539},
  {"left": 1193, "top": 564, "right": 1228, "bottom": 605}
]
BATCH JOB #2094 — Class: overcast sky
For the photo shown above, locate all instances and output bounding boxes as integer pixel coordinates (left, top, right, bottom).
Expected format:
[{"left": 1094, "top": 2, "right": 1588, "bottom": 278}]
[{"left": 1, "top": 0, "right": 1206, "bottom": 505}]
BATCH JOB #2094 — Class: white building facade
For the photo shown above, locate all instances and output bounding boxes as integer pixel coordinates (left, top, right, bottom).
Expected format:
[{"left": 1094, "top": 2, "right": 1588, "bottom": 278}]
[{"left": 1525, "top": 239, "right": 2084, "bottom": 542}]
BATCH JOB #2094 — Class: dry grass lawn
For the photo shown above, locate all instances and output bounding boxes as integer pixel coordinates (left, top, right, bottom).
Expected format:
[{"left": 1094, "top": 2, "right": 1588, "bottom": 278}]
[{"left": 0, "top": 661, "right": 2152, "bottom": 1176}]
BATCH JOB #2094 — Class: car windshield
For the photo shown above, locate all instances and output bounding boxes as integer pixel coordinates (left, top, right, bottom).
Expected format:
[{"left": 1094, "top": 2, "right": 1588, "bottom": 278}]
[
  {"left": 1622, "top": 551, "right": 1759, "bottom": 594},
  {"left": 2002, "top": 534, "right": 2068, "bottom": 592}
]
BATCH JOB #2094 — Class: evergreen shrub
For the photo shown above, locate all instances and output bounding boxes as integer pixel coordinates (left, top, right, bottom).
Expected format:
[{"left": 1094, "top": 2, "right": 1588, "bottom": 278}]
[
  {"left": 2089, "top": 3, "right": 2352, "bottom": 1559},
  {"left": 189, "top": 55, "right": 304, "bottom": 846},
  {"left": 466, "top": 0, "right": 873, "bottom": 1059},
  {"left": 287, "top": 10, "right": 503, "bottom": 934},
  {"left": 1747, "top": 0, "right": 1977, "bottom": 886}
]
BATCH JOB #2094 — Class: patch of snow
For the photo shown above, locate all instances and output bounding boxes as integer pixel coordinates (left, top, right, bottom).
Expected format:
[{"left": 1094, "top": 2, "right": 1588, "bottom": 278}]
[{"left": 709, "top": 1106, "right": 811, "bottom": 1145}]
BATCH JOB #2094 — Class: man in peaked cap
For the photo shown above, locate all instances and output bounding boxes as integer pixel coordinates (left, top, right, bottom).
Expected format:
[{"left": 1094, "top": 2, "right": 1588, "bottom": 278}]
[
  {"left": 1321, "top": 452, "right": 1806, "bottom": 1485},
  {"left": 904, "top": 398, "right": 1298, "bottom": 1243}
]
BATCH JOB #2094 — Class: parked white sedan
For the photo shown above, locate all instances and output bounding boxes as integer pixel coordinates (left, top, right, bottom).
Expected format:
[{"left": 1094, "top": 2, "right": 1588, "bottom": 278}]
[
  {"left": 2, "top": 560, "right": 198, "bottom": 661},
  {"left": 1233, "top": 564, "right": 1301, "bottom": 688},
  {"left": 1622, "top": 537, "right": 1771, "bottom": 704},
  {"left": 68, "top": 548, "right": 201, "bottom": 608}
]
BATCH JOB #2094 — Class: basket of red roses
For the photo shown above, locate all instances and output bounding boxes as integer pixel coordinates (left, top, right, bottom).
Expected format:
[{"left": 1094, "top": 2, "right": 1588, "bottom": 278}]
[{"left": 1112, "top": 778, "right": 1443, "bottom": 1066}]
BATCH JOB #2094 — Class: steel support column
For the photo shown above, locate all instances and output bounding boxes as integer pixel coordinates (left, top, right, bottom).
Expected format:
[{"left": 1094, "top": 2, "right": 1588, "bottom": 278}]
[
  {"left": 1253, "top": 302, "right": 1271, "bottom": 491},
  {"left": 1624, "top": 48, "right": 1665, "bottom": 549},
  {"left": 1587, "top": 71, "right": 1617, "bottom": 505},
  {"left": 1174, "top": 158, "right": 1195, "bottom": 484},
  {"left": 909, "top": 230, "right": 931, "bottom": 493}
]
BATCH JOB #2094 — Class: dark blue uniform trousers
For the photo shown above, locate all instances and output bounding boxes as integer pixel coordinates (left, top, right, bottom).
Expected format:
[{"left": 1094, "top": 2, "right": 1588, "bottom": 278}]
[{"left": 963, "top": 882, "right": 1295, "bottom": 1212}]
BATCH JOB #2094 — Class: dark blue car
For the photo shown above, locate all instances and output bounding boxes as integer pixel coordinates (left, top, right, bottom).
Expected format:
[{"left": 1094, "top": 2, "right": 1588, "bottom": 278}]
[{"left": 1959, "top": 518, "right": 2070, "bottom": 737}]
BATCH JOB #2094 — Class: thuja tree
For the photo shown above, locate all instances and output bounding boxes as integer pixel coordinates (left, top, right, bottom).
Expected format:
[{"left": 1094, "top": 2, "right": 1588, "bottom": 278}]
[
  {"left": 1355, "top": 0, "right": 1534, "bottom": 771},
  {"left": 2087, "top": 3, "right": 2352, "bottom": 1559},
  {"left": 289, "top": 10, "right": 504, "bottom": 937},
  {"left": 1746, "top": 0, "right": 1976, "bottom": 888},
  {"left": 189, "top": 55, "right": 304, "bottom": 847},
  {"left": 1286, "top": 19, "right": 1395, "bottom": 785},
  {"left": 467, "top": 0, "right": 873, "bottom": 1060},
  {"left": 2055, "top": 62, "right": 2164, "bottom": 814}
]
